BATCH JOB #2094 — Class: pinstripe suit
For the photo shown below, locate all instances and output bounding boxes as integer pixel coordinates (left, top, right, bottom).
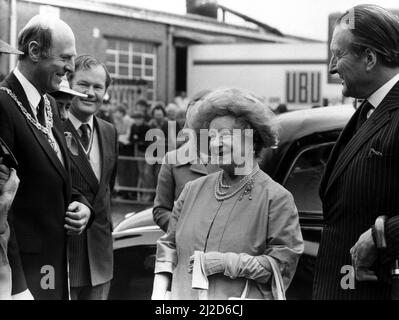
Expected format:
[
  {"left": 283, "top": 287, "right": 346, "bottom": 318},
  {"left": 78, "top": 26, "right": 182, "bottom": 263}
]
[
  {"left": 313, "top": 82, "right": 399, "bottom": 299},
  {"left": 64, "top": 116, "right": 118, "bottom": 295}
]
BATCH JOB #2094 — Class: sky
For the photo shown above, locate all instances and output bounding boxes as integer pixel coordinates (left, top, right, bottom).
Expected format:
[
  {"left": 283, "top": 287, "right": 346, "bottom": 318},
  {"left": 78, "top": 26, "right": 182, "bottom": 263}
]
[{"left": 96, "top": 0, "right": 399, "bottom": 41}]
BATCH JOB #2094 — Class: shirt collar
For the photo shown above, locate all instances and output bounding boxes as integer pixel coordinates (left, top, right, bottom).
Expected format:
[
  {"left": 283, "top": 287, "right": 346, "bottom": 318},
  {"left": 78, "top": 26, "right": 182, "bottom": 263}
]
[
  {"left": 368, "top": 73, "right": 399, "bottom": 108},
  {"left": 69, "top": 112, "right": 94, "bottom": 133},
  {"left": 14, "top": 67, "right": 42, "bottom": 110}
]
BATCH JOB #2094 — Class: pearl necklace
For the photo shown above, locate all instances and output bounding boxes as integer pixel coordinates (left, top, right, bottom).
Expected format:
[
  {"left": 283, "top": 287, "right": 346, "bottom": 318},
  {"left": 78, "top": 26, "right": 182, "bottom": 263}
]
[
  {"left": 214, "top": 166, "right": 260, "bottom": 201},
  {"left": 0, "top": 87, "right": 56, "bottom": 151}
]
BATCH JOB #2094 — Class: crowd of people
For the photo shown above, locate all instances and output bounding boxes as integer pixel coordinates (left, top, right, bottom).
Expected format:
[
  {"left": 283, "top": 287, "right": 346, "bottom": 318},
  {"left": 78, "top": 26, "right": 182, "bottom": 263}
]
[
  {"left": 95, "top": 95, "right": 186, "bottom": 201},
  {"left": 1, "top": 3, "right": 399, "bottom": 301}
]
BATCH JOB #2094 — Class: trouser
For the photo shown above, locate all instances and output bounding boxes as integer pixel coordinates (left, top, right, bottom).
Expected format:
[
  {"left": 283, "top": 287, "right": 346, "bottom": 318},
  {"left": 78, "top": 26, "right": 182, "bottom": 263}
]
[{"left": 70, "top": 281, "right": 111, "bottom": 300}]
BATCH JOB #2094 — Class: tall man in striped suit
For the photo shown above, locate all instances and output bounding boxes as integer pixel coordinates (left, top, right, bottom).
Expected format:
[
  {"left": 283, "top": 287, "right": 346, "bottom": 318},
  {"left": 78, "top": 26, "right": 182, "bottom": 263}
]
[
  {"left": 64, "top": 55, "right": 118, "bottom": 299},
  {"left": 313, "top": 5, "right": 399, "bottom": 299}
]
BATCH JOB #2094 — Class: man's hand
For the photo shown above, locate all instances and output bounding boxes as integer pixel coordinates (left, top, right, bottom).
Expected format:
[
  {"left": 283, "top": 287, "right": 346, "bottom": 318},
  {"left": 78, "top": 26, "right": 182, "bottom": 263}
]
[
  {"left": 350, "top": 228, "right": 378, "bottom": 282},
  {"left": 1, "top": 168, "right": 20, "bottom": 199},
  {"left": 0, "top": 158, "right": 11, "bottom": 191},
  {"left": 64, "top": 201, "right": 91, "bottom": 236},
  {"left": 1, "top": 167, "right": 20, "bottom": 232}
]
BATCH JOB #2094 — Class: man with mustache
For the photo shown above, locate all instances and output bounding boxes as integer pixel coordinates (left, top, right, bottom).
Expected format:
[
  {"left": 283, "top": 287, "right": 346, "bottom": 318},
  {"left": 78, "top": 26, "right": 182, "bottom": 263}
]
[
  {"left": 0, "top": 15, "right": 93, "bottom": 299},
  {"left": 65, "top": 55, "right": 118, "bottom": 300}
]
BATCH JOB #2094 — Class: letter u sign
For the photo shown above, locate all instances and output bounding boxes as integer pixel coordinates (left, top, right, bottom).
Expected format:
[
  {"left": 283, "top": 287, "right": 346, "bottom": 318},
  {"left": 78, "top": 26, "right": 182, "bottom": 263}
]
[{"left": 286, "top": 71, "right": 321, "bottom": 104}]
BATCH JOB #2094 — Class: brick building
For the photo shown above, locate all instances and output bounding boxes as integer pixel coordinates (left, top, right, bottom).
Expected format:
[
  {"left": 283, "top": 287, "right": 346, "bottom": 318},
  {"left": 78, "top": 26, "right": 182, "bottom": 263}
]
[{"left": 0, "top": 0, "right": 310, "bottom": 113}]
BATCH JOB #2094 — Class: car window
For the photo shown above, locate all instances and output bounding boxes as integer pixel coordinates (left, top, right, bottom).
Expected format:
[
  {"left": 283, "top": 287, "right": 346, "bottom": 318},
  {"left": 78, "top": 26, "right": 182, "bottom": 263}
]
[{"left": 283, "top": 144, "right": 333, "bottom": 213}]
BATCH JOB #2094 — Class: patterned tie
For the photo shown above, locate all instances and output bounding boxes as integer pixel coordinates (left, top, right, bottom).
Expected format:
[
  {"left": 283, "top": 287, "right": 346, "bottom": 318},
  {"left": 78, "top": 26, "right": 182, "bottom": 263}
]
[
  {"left": 80, "top": 124, "right": 90, "bottom": 151},
  {"left": 36, "top": 96, "right": 46, "bottom": 127},
  {"left": 356, "top": 100, "right": 374, "bottom": 131}
]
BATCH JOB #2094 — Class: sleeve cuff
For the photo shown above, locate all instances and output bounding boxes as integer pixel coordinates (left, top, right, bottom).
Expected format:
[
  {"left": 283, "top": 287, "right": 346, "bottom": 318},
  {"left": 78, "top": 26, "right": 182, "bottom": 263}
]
[{"left": 154, "top": 260, "right": 174, "bottom": 274}]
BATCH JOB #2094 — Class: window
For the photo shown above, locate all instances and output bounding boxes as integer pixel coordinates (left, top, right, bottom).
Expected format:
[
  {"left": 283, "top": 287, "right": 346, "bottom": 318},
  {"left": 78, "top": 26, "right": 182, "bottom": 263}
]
[
  {"left": 283, "top": 143, "right": 333, "bottom": 213},
  {"left": 106, "top": 39, "right": 157, "bottom": 102}
]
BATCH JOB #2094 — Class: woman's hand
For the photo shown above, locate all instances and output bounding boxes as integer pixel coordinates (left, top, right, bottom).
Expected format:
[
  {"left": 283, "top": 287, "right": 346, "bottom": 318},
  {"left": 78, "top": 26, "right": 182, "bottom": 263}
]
[{"left": 188, "top": 251, "right": 226, "bottom": 276}]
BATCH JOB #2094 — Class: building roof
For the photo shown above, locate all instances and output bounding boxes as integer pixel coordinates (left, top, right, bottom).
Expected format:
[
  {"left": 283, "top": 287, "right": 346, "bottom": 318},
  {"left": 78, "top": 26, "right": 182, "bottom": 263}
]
[{"left": 21, "top": 0, "right": 318, "bottom": 43}]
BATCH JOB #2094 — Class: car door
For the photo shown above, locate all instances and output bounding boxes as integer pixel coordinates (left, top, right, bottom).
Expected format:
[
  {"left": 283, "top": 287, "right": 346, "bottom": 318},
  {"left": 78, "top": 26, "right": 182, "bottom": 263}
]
[{"left": 273, "top": 133, "right": 340, "bottom": 299}]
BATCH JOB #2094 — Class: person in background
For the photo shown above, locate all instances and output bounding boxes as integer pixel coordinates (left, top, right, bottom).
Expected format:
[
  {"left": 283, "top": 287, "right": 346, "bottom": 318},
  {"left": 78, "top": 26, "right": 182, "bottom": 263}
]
[
  {"left": 113, "top": 105, "right": 133, "bottom": 146},
  {"left": 129, "top": 111, "right": 151, "bottom": 201},
  {"left": 148, "top": 104, "right": 169, "bottom": 193},
  {"left": 275, "top": 103, "right": 288, "bottom": 114},
  {"left": 149, "top": 104, "right": 168, "bottom": 134},
  {"left": 165, "top": 103, "right": 179, "bottom": 122},
  {"left": 152, "top": 90, "right": 219, "bottom": 232},
  {"left": 165, "top": 103, "right": 182, "bottom": 142},
  {"left": 174, "top": 90, "right": 189, "bottom": 112},
  {"left": 65, "top": 54, "right": 118, "bottom": 300},
  {"left": 135, "top": 98, "right": 151, "bottom": 123},
  {"left": 96, "top": 94, "right": 114, "bottom": 124},
  {"left": 50, "top": 76, "right": 88, "bottom": 121},
  {"left": 113, "top": 105, "right": 135, "bottom": 199}
]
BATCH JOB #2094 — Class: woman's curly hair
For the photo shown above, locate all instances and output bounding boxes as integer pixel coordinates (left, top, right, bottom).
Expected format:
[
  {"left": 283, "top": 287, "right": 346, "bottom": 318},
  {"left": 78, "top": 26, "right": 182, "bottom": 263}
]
[{"left": 189, "top": 88, "right": 279, "bottom": 156}]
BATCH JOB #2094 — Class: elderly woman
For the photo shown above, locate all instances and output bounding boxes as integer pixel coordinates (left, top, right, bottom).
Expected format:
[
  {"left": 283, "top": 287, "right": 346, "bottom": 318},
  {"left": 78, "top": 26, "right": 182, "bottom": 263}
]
[{"left": 152, "top": 88, "right": 304, "bottom": 300}]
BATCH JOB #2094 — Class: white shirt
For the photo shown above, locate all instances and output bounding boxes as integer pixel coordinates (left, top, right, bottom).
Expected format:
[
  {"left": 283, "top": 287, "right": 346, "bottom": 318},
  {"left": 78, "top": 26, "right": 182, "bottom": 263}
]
[
  {"left": 13, "top": 67, "right": 65, "bottom": 167},
  {"left": 69, "top": 113, "right": 102, "bottom": 181},
  {"left": 368, "top": 73, "right": 399, "bottom": 109}
]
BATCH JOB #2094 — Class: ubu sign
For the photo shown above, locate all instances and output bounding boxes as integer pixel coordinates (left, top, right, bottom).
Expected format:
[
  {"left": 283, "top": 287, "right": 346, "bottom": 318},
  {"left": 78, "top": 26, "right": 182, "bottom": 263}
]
[{"left": 286, "top": 71, "right": 321, "bottom": 105}]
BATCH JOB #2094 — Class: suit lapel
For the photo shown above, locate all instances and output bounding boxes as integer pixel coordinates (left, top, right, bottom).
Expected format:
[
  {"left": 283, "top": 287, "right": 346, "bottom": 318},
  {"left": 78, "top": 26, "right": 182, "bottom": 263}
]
[
  {"left": 64, "top": 119, "right": 99, "bottom": 194},
  {"left": 324, "top": 83, "right": 399, "bottom": 196},
  {"left": 319, "top": 106, "right": 360, "bottom": 197},
  {"left": 3, "top": 73, "right": 68, "bottom": 183},
  {"left": 92, "top": 117, "right": 113, "bottom": 204},
  {"left": 95, "top": 117, "right": 109, "bottom": 186}
]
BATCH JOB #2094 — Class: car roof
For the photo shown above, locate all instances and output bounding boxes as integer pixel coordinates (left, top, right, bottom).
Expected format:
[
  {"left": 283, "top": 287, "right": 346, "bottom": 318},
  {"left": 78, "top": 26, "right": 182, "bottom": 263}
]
[{"left": 275, "top": 105, "right": 355, "bottom": 145}]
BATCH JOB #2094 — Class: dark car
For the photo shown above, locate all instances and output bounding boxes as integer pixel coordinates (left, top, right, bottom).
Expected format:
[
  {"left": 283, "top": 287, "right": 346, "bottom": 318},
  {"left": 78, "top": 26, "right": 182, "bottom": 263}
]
[{"left": 110, "top": 105, "right": 355, "bottom": 300}]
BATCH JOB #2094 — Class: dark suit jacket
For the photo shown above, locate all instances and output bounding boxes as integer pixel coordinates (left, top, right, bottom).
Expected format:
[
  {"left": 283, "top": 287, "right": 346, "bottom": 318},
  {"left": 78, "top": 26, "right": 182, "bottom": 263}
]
[
  {"left": 64, "top": 117, "right": 118, "bottom": 287},
  {"left": 0, "top": 72, "right": 91, "bottom": 299},
  {"left": 313, "top": 82, "right": 399, "bottom": 300}
]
